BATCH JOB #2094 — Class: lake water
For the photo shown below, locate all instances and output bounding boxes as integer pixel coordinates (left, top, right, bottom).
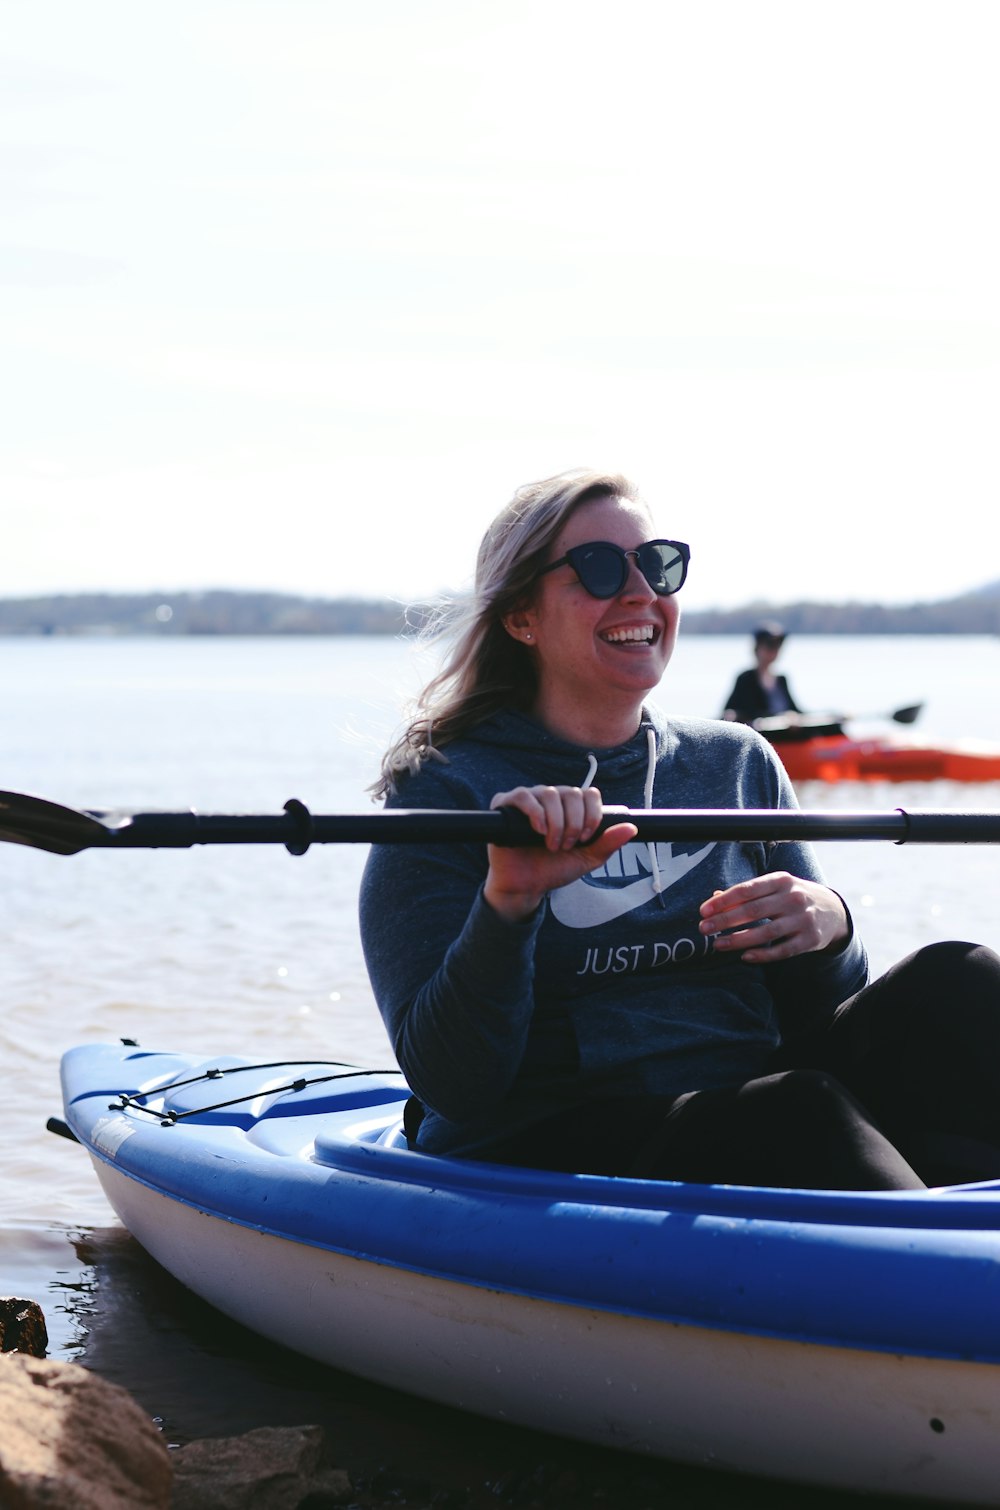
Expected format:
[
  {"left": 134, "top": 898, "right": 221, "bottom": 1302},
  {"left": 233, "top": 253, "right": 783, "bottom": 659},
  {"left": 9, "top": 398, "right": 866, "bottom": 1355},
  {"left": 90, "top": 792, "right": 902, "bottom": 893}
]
[{"left": 3, "top": 632, "right": 1000, "bottom": 1503}]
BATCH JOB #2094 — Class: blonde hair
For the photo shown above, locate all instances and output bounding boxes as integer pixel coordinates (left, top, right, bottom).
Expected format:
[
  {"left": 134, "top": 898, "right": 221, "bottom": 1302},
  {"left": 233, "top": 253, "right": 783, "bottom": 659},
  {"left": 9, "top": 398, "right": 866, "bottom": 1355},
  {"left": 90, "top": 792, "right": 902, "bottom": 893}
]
[{"left": 372, "top": 468, "right": 640, "bottom": 798}]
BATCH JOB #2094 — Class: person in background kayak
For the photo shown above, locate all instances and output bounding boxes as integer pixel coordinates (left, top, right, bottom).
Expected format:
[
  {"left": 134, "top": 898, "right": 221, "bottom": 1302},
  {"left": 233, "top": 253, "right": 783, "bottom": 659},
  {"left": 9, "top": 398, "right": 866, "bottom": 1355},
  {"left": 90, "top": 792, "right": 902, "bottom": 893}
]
[
  {"left": 360, "top": 469, "right": 1000, "bottom": 1191},
  {"left": 721, "top": 621, "right": 802, "bottom": 724}
]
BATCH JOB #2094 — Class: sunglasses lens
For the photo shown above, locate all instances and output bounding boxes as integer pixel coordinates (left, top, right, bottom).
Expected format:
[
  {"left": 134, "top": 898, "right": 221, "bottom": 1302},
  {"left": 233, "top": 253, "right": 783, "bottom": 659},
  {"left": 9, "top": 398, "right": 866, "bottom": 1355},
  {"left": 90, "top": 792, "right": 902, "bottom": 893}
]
[
  {"left": 573, "top": 545, "right": 627, "bottom": 598},
  {"left": 640, "top": 542, "right": 687, "bottom": 595}
]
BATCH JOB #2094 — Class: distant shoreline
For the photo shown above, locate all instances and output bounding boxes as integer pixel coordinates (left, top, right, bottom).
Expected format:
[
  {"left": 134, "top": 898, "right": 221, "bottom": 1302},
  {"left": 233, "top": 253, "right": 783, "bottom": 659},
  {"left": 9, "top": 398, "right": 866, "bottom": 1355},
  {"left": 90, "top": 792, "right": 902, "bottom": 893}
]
[{"left": 0, "top": 585, "right": 998, "bottom": 637}]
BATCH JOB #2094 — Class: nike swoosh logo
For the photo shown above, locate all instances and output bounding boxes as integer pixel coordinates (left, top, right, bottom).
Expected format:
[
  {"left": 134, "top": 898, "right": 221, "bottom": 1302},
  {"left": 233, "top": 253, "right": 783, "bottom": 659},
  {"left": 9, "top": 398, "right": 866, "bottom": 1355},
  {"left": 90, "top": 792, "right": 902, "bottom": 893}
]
[{"left": 549, "top": 841, "right": 716, "bottom": 928}]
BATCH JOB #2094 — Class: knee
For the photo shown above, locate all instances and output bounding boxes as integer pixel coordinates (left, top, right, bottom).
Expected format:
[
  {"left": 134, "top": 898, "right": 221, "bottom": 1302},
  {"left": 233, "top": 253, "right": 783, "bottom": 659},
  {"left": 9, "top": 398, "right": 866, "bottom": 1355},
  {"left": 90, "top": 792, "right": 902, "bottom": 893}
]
[
  {"left": 872, "top": 941, "right": 1000, "bottom": 1016},
  {"left": 908, "top": 939, "right": 1000, "bottom": 982},
  {"left": 751, "top": 1068, "right": 856, "bottom": 1116},
  {"left": 911, "top": 942, "right": 1000, "bottom": 1017}
]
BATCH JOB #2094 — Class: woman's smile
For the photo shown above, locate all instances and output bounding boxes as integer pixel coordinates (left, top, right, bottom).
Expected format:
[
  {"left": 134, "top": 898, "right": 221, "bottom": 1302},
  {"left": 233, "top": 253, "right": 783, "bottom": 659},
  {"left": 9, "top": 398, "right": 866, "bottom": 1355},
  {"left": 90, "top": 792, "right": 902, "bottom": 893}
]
[{"left": 599, "top": 622, "right": 659, "bottom": 646}]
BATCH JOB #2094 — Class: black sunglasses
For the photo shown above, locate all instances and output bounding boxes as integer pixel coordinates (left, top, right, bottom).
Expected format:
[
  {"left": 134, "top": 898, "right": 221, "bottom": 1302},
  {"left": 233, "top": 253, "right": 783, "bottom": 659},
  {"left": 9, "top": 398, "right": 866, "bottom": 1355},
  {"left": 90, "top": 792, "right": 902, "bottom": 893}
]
[{"left": 537, "top": 538, "right": 690, "bottom": 599}]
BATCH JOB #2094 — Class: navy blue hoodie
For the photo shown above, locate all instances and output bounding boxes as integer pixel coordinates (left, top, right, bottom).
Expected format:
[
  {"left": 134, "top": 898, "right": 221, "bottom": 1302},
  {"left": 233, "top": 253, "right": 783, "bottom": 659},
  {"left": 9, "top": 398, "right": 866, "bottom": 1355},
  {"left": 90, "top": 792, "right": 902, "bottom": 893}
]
[{"left": 360, "top": 705, "right": 868, "bottom": 1157}]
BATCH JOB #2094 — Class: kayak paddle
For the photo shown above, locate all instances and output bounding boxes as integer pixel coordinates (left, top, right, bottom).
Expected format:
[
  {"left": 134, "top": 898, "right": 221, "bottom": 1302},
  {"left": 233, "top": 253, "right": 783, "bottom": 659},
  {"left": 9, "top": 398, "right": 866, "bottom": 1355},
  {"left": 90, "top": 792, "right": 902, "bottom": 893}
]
[
  {"left": 755, "top": 703, "right": 924, "bottom": 741},
  {"left": 3, "top": 789, "right": 1000, "bottom": 855}
]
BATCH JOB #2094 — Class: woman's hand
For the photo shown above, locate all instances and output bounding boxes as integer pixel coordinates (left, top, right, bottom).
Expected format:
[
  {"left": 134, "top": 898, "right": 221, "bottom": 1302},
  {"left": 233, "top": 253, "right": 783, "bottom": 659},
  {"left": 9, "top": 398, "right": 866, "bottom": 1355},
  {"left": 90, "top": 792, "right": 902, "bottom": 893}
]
[
  {"left": 698, "top": 873, "right": 849, "bottom": 963},
  {"left": 484, "top": 785, "right": 637, "bottom": 923}
]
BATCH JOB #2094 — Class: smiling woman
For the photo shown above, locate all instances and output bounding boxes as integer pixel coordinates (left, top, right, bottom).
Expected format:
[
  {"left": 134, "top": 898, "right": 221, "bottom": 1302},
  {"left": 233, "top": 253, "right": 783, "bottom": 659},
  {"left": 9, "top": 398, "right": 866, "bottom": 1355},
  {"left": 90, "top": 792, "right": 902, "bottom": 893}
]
[
  {"left": 500, "top": 493, "right": 684, "bottom": 748},
  {"left": 360, "top": 468, "right": 1000, "bottom": 1194}
]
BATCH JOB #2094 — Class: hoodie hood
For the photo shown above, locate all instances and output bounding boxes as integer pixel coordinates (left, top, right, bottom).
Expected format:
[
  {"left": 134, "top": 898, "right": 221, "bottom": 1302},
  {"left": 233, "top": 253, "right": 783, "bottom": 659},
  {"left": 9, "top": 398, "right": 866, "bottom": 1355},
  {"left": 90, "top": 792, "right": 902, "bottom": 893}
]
[{"left": 461, "top": 705, "right": 667, "bottom": 786}]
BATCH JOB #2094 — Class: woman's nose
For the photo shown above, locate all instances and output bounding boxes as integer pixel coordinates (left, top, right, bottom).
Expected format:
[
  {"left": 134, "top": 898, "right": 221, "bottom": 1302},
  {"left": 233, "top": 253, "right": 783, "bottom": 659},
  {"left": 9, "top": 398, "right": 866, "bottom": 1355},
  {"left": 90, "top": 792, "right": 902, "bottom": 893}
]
[{"left": 620, "top": 554, "right": 655, "bottom": 599}]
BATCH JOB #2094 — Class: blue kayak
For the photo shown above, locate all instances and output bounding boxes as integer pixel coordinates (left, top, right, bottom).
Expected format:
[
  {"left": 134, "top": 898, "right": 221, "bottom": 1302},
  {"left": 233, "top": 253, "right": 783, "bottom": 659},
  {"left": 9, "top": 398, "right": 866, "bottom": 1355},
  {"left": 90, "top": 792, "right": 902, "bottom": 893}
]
[{"left": 61, "top": 1041, "right": 1000, "bottom": 1504}]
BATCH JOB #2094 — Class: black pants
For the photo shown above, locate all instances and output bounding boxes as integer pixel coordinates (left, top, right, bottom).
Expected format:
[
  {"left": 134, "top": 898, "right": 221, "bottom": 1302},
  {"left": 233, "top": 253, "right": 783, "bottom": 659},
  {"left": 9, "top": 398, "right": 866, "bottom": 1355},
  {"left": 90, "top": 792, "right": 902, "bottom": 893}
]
[{"left": 485, "top": 942, "right": 1000, "bottom": 1191}]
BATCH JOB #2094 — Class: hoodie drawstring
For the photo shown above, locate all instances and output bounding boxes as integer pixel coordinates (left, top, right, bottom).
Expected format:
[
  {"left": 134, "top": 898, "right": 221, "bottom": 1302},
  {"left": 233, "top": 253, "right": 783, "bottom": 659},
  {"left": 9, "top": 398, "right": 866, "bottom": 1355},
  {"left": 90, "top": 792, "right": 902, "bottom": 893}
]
[
  {"left": 645, "top": 728, "right": 663, "bottom": 894},
  {"left": 580, "top": 733, "right": 663, "bottom": 896}
]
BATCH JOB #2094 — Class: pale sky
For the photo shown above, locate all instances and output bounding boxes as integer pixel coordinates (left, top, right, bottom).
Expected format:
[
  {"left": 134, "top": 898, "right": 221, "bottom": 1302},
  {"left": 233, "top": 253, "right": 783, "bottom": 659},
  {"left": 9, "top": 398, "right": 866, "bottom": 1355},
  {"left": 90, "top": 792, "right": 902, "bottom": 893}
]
[{"left": 4, "top": 0, "right": 999, "bottom": 611}]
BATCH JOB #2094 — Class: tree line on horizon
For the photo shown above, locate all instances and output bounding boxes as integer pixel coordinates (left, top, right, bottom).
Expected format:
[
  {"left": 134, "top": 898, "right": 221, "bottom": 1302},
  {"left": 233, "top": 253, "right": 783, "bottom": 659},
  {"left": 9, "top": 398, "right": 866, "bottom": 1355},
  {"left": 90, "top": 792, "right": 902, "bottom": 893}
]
[{"left": 0, "top": 582, "right": 998, "bottom": 636}]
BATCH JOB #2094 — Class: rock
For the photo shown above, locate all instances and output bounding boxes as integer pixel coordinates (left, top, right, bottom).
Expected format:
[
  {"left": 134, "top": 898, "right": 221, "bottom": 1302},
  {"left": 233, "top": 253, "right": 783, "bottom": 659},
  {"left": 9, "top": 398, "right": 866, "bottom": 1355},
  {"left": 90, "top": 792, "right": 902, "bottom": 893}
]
[
  {"left": 170, "top": 1424, "right": 351, "bottom": 1509},
  {"left": 0, "top": 1352, "right": 172, "bottom": 1509},
  {"left": 0, "top": 1297, "right": 49, "bottom": 1357},
  {"left": 298, "top": 1468, "right": 354, "bottom": 1504}
]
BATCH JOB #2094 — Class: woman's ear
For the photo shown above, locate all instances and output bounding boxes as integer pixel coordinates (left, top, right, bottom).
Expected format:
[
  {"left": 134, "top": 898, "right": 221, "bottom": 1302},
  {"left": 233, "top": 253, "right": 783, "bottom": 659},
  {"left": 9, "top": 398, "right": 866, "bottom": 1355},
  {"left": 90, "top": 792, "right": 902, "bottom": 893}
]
[{"left": 502, "top": 605, "right": 537, "bottom": 645}]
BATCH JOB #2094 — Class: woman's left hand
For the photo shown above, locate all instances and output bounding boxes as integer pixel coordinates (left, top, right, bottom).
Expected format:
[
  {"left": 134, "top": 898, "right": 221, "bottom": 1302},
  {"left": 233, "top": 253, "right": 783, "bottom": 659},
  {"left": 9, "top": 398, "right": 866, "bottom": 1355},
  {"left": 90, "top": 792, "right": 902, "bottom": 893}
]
[{"left": 698, "top": 874, "right": 849, "bottom": 963}]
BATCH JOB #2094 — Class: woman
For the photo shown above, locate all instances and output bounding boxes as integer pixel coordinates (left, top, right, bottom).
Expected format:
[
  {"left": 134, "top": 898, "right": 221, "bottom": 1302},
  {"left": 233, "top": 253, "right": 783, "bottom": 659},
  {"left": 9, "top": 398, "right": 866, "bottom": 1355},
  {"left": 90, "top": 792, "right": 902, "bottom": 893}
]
[
  {"left": 722, "top": 621, "right": 802, "bottom": 724},
  {"left": 361, "top": 469, "right": 1000, "bottom": 1190}
]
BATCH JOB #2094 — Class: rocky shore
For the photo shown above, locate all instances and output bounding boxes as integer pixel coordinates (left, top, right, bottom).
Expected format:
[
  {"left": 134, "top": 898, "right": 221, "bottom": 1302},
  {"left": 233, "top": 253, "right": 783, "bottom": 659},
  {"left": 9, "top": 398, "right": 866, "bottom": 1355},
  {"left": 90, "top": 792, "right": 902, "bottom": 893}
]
[
  {"left": 3, "top": 1343, "right": 354, "bottom": 1509},
  {"left": 0, "top": 1293, "right": 701, "bottom": 1510},
  {"left": 0, "top": 1314, "right": 710, "bottom": 1510},
  {"left": 3, "top": 1338, "right": 370, "bottom": 1508},
  {"left": 2, "top": 1287, "right": 920, "bottom": 1510}
]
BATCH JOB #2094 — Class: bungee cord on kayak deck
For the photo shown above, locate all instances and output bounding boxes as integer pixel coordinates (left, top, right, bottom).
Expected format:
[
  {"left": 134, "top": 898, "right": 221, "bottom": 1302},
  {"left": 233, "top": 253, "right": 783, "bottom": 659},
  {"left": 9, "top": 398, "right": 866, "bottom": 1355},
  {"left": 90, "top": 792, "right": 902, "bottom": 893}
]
[{"left": 104, "top": 1061, "right": 403, "bottom": 1127}]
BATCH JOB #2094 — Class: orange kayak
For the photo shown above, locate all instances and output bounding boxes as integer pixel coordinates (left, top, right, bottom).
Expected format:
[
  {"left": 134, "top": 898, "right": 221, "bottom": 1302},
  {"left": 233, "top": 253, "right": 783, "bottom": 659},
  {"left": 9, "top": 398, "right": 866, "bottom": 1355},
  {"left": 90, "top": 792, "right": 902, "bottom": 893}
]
[{"left": 773, "top": 733, "right": 1000, "bottom": 784}]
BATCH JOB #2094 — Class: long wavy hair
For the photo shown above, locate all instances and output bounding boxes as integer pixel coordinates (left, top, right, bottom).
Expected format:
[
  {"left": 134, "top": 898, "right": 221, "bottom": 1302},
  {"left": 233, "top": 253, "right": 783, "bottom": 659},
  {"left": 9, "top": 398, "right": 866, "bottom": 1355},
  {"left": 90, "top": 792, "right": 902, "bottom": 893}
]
[{"left": 372, "top": 468, "right": 640, "bottom": 798}]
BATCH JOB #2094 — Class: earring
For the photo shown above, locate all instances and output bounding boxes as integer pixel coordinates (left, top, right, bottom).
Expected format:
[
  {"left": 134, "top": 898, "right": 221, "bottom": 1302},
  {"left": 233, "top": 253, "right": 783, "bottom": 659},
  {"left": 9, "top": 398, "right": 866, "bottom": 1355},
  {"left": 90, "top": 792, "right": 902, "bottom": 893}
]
[{"left": 524, "top": 633, "right": 533, "bottom": 641}]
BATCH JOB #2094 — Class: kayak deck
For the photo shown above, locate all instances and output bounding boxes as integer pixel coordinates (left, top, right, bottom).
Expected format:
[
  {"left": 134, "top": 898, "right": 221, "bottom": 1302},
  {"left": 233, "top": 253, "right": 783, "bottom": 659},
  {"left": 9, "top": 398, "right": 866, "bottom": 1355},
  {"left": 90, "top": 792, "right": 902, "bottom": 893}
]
[{"left": 61, "top": 1043, "right": 1000, "bottom": 1356}]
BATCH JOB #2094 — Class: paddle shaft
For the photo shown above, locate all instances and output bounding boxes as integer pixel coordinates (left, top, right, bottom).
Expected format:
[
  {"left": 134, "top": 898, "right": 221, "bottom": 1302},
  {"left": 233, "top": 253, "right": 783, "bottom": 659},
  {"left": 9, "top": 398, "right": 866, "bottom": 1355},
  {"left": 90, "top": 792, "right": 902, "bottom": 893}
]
[
  {"left": 3, "top": 789, "right": 1000, "bottom": 855},
  {"left": 49, "top": 804, "right": 1000, "bottom": 850}
]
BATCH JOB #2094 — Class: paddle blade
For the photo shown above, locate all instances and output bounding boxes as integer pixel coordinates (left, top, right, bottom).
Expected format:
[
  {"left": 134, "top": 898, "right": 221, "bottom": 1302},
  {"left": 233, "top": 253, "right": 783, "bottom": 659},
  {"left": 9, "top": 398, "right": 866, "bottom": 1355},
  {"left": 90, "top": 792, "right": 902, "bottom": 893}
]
[
  {"left": 891, "top": 703, "right": 924, "bottom": 725},
  {"left": 0, "top": 791, "right": 112, "bottom": 856}
]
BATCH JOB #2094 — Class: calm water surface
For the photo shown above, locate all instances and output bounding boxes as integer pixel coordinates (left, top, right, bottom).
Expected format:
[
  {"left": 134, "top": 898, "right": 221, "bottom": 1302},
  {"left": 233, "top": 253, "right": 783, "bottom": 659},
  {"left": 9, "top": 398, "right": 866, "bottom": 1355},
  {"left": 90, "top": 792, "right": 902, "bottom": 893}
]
[{"left": 2, "top": 633, "right": 999, "bottom": 1502}]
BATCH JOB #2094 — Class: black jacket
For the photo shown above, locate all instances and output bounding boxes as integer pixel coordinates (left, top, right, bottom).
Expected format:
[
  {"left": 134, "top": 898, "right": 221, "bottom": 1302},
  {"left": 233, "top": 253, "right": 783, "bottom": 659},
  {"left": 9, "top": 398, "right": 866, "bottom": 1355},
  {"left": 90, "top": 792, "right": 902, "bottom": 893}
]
[{"left": 722, "top": 669, "right": 801, "bottom": 724}]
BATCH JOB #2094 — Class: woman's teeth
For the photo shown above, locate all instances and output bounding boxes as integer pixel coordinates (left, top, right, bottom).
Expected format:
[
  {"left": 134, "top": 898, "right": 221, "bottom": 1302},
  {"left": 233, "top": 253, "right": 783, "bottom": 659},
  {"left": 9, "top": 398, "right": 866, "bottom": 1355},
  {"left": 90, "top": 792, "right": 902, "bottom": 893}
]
[{"left": 602, "top": 626, "right": 654, "bottom": 644}]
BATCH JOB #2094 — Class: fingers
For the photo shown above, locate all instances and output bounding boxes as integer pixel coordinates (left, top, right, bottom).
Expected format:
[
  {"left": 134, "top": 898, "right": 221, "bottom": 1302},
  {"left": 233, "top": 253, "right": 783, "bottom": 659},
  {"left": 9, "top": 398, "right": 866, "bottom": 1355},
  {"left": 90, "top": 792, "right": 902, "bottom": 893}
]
[
  {"left": 700, "top": 875, "right": 791, "bottom": 933},
  {"left": 699, "top": 875, "right": 848, "bottom": 961},
  {"left": 489, "top": 785, "right": 607, "bottom": 852},
  {"left": 484, "top": 786, "right": 635, "bottom": 924}
]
